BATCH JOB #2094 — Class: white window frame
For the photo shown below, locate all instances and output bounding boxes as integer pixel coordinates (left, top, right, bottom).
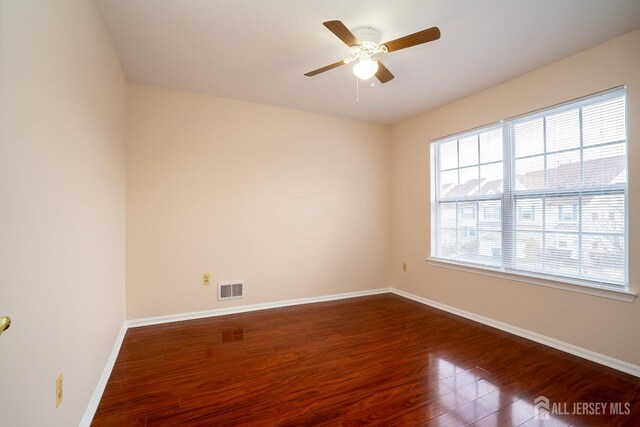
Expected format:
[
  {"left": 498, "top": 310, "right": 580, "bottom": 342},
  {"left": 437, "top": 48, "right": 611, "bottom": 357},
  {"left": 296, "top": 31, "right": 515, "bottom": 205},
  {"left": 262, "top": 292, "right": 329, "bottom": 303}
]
[{"left": 428, "top": 86, "right": 636, "bottom": 302}]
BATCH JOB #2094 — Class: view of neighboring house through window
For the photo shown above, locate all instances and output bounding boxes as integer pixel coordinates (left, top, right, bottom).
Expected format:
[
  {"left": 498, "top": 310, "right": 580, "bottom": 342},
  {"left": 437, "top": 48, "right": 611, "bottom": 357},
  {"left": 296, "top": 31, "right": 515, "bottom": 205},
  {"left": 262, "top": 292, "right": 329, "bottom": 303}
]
[{"left": 431, "top": 87, "right": 627, "bottom": 290}]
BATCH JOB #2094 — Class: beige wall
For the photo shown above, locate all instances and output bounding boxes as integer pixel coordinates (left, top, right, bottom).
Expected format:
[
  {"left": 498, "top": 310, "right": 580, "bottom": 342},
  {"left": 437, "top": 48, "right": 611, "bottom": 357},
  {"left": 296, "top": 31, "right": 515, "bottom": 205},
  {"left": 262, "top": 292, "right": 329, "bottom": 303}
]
[
  {"left": 389, "top": 29, "right": 640, "bottom": 365},
  {"left": 0, "top": 0, "right": 127, "bottom": 425},
  {"left": 126, "top": 85, "right": 391, "bottom": 319}
]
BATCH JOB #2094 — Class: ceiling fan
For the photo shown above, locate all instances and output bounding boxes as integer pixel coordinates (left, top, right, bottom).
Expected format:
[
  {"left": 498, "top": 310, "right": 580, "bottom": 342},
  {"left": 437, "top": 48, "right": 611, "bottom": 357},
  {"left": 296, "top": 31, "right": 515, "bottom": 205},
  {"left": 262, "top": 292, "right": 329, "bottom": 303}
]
[{"left": 305, "top": 20, "right": 441, "bottom": 83}]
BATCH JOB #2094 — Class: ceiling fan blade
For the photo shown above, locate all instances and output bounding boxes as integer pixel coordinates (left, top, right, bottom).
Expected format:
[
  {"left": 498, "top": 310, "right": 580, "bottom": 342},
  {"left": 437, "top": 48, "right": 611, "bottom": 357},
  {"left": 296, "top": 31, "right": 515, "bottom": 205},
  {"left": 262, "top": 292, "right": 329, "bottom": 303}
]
[
  {"left": 375, "top": 61, "right": 394, "bottom": 83},
  {"left": 323, "top": 20, "right": 358, "bottom": 46},
  {"left": 304, "top": 60, "right": 345, "bottom": 77},
  {"left": 382, "top": 26, "right": 440, "bottom": 52}
]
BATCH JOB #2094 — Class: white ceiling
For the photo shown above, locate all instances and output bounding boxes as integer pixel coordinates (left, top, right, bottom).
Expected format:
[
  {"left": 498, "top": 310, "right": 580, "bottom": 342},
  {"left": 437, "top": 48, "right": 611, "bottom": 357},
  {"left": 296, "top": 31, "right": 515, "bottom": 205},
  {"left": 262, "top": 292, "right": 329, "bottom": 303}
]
[{"left": 98, "top": 0, "right": 640, "bottom": 125}]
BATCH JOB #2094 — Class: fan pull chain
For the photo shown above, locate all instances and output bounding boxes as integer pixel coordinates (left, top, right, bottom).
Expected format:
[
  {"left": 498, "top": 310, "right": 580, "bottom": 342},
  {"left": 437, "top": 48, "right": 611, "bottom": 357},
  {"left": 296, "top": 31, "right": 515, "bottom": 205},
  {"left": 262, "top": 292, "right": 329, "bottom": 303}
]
[{"left": 356, "top": 77, "right": 359, "bottom": 102}]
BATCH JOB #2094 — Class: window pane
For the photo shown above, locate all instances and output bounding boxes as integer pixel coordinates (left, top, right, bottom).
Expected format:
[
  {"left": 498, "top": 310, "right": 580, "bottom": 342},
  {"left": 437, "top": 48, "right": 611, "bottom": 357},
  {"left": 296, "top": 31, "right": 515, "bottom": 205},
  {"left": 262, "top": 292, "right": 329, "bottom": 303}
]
[
  {"left": 438, "top": 229, "right": 457, "bottom": 258},
  {"left": 457, "top": 202, "right": 477, "bottom": 229},
  {"left": 545, "top": 196, "right": 579, "bottom": 232},
  {"left": 478, "top": 231, "right": 501, "bottom": 266},
  {"left": 439, "top": 140, "right": 458, "bottom": 170},
  {"left": 439, "top": 202, "right": 457, "bottom": 228},
  {"left": 515, "top": 155, "right": 545, "bottom": 191},
  {"left": 439, "top": 170, "right": 458, "bottom": 198},
  {"left": 546, "top": 108, "right": 580, "bottom": 152},
  {"left": 546, "top": 149, "right": 581, "bottom": 189},
  {"left": 544, "top": 233, "right": 579, "bottom": 275},
  {"left": 583, "top": 96, "right": 625, "bottom": 146},
  {"left": 514, "top": 118, "right": 544, "bottom": 158},
  {"left": 582, "top": 195, "right": 624, "bottom": 234},
  {"left": 458, "top": 166, "right": 479, "bottom": 197},
  {"left": 514, "top": 198, "right": 543, "bottom": 230},
  {"left": 480, "top": 128, "right": 503, "bottom": 163},
  {"left": 457, "top": 229, "right": 478, "bottom": 259},
  {"left": 479, "top": 163, "right": 503, "bottom": 195},
  {"left": 583, "top": 143, "right": 626, "bottom": 186},
  {"left": 478, "top": 200, "right": 501, "bottom": 230},
  {"left": 513, "top": 231, "right": 543, "bottom": 271},
  {"left": 459, "top": 135, "right": 478, "bottom": 167},
  {"left": 583, "top": 235, "right": 625, "bottom": 283}
]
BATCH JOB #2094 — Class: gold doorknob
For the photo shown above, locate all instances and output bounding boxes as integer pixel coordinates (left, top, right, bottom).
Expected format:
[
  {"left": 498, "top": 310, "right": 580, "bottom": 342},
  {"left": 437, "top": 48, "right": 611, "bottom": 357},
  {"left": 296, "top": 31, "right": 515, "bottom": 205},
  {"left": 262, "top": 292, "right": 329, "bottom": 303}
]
[{"left": 0, "top": 316, "right": 11, "bottom": 336}]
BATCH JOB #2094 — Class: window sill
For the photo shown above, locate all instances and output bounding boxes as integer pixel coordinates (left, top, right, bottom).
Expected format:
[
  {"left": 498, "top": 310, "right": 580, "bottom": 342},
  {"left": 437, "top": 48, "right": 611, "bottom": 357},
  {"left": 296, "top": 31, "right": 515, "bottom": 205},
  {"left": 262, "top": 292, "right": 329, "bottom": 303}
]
[{"left": 426, "top": 258, "right": 637, "bottom": 303}]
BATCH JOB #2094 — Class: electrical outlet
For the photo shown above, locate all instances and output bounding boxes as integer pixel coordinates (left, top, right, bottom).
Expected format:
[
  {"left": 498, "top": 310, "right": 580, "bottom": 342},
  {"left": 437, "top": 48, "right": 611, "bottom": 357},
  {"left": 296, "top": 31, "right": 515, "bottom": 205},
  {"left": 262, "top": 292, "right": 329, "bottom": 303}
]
[
  {"left": 203, "top": 273, "right": 211, "bottom": 286},
  {"left": 55, "top": 373, "right": 63, "bottom": 408},
  {"left": 402, "top": 262, "right": 407, "bottom": 272}
]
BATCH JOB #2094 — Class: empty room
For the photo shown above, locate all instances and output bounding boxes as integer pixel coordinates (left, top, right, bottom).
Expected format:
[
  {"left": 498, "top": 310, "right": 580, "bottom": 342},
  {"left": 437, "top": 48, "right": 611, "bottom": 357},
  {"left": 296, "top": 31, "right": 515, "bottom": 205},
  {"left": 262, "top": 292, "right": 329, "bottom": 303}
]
[{"left": 2, "top": 0, "right": 640, "bottom": 425}]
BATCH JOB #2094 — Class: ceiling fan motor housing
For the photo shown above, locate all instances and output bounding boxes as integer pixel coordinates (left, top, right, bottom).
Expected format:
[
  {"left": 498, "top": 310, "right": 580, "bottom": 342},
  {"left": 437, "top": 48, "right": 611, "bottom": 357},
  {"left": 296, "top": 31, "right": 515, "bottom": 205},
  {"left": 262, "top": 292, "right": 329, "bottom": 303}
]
[{"left": 351, "top": 27, "right": 382, "bottom": 54}]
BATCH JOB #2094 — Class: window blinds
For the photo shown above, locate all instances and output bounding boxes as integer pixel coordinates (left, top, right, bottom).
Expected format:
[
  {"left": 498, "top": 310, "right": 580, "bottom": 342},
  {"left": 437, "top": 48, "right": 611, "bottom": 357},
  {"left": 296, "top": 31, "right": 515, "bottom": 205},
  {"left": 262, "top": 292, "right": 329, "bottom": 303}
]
[{"left": 432, "top": 88, "right": 627, "bottom": 289}]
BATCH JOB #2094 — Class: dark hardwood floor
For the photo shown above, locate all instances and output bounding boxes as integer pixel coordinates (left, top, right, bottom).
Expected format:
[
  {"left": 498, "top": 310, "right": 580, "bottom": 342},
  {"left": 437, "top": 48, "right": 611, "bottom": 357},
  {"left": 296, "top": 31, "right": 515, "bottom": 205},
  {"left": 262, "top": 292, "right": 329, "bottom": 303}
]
[{"left": 92, "top": 294, "right": 640, "bottom": 426}]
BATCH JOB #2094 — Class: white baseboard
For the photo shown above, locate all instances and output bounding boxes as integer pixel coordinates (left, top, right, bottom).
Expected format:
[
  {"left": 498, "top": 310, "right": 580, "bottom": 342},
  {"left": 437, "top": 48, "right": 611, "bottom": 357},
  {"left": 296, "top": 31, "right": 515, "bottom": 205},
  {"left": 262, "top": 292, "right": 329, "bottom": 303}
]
[
  {"left": 127, "top": 288, "right": 392, "bottom": 328},
  {"left": 79, "top": 322, "right": 128, "bottom": 427},
  {"left": 389, "top": 288, "right": 640, "bottom": 378}
]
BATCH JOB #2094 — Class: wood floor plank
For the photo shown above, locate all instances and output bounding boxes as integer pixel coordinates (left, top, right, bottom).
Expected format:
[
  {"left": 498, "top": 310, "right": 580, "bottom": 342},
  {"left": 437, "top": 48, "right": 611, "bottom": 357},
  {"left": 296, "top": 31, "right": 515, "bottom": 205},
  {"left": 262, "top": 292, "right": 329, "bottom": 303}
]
[{"left": 92, "top": 294, "right": 640, "bottom": 426}]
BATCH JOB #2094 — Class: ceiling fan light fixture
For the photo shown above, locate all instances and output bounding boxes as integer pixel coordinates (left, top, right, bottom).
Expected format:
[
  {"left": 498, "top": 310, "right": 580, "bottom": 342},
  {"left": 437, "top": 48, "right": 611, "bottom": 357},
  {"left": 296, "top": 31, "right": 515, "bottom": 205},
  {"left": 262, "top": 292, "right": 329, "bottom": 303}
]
[{"left": 353, "top": 58, "right": 378, "bottom": 80}]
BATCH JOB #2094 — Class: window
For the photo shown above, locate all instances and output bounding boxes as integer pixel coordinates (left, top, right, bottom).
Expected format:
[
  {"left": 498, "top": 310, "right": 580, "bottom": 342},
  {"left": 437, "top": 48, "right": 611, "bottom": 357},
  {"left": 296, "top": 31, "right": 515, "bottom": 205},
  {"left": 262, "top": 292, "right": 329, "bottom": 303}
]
[
  {"left": 434, "top": 126, "right": 504, "bottom": 266},
  {"left": 431, "top": 88, "right": 627, "bottom": 290},
  {"left": 461, "top": 207, "right": 476, "bottom": 220},
  {"left": 483, "top": 206, "right": 501, "bottom": 221},
  {"left": 558, "top": 205, "right": 578, "bottom": 222},
  {"left": 518, "top": 206, "right": 536, "bottom": 221}
]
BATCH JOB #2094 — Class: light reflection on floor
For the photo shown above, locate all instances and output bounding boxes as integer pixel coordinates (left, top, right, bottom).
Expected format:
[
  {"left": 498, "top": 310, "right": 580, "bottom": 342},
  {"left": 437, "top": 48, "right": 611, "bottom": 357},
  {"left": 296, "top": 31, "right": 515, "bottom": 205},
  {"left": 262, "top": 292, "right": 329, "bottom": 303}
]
[{"left": 410, "top": 355, "right": 572, "bottom": 426}]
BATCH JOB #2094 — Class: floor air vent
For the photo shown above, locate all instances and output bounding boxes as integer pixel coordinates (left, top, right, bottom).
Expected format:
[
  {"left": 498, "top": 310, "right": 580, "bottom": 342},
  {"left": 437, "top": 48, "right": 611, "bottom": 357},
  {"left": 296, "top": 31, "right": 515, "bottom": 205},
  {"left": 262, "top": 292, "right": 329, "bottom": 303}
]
[{"left": 218, "top": 280, "right": 245, "bottom": 301}]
